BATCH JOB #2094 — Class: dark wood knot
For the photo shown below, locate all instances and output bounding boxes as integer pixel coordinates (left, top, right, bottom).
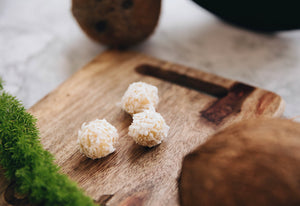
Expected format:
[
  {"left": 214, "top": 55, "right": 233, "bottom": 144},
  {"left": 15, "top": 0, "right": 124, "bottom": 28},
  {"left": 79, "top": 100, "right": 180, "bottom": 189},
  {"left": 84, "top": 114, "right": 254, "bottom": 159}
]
[{"left": 4, "top": 182, "right": 30, "bottom": 206}]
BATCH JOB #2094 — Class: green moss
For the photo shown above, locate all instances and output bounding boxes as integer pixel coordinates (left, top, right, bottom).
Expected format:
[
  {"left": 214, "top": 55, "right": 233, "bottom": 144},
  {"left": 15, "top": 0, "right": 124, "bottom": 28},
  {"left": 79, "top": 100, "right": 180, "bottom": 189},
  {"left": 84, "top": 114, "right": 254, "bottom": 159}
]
[
  {"left": 0, "top": 80, "right": 96, "bottom": 206},
  {"left": 0, "top": 78, "right": 3, "bottom": 90}
]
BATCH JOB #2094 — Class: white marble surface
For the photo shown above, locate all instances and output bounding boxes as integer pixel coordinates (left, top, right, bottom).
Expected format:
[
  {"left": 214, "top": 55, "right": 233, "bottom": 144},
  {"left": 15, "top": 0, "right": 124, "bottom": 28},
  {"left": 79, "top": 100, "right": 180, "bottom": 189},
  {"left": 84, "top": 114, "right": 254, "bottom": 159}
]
[{"left": 0, "top": 0, "right": 300, "bottom": 119}]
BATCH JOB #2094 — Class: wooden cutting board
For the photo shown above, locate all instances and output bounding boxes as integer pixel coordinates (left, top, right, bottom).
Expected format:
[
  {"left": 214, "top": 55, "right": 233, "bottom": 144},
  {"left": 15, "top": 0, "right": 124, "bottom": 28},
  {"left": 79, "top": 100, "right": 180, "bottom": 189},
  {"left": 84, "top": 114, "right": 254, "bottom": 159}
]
[{"left": 0, "top": 51, "right": 284, "bottom": 206}]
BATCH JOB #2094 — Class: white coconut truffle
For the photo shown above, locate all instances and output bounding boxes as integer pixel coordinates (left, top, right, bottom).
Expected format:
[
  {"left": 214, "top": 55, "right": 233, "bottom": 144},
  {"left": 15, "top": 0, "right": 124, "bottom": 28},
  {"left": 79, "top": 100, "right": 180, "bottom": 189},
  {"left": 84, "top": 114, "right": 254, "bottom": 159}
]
[
  {"left": 77, "top": 119, "right": 118, "bottom": 159},
  {"left": 128, "top": 109, "right": 169, "bottom": 147},
  {"left": 121, "top": 82, "right": 159, "bottom": 115}
]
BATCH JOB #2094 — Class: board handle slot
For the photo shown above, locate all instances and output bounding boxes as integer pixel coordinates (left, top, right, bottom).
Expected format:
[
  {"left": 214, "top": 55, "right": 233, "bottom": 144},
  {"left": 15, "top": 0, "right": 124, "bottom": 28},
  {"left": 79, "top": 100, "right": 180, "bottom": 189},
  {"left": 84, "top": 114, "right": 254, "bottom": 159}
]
[{"left": 135, "top": 64, "right": 228, "bottom": 98}]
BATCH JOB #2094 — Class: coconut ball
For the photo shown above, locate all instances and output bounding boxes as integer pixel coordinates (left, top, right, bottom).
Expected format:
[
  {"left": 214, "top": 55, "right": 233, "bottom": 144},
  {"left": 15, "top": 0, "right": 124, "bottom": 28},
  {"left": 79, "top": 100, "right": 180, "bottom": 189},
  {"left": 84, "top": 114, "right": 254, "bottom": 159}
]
[
  {"left": 121, "top": 82, "right": 159, "bottom": 115},
  {"left": 128, "top": 109, "right": 169, "bottom": 147},
  {"left": 78, "top": 119, "right": 118, "bottom": 159}
]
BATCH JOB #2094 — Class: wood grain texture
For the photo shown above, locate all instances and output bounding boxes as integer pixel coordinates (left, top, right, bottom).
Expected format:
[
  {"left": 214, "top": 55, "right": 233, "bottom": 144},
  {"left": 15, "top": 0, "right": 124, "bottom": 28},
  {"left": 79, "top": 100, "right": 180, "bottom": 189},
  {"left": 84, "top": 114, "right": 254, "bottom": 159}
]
[{"left": 0, "top": 50, "right": 285, "bottom": 206}]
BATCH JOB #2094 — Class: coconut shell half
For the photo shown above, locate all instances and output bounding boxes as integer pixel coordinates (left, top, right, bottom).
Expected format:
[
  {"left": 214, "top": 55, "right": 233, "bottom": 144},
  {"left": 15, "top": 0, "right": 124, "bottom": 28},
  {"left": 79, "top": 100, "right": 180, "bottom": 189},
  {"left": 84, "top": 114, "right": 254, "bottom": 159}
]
[{"left": 179, "top": 118, "right": 300, "bottom": 206}]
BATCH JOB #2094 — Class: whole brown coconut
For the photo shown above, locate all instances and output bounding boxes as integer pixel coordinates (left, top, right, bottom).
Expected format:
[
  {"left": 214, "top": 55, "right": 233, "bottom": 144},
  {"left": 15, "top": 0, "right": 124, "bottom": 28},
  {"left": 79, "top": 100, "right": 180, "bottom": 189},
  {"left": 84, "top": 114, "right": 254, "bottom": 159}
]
[
  {"left": 179, "top": 118, "right": 300, "bottom": 206},
  {"left": 72, "top": 0, "right": 161, "bottom": 48}
]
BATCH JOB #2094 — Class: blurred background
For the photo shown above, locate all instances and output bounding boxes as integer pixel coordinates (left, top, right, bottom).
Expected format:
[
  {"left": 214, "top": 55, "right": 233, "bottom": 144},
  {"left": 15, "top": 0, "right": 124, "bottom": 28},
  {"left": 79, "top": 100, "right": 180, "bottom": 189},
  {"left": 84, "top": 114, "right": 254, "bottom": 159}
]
[{"left": 0, "top": 0, "right": 300, "bottom": 118}]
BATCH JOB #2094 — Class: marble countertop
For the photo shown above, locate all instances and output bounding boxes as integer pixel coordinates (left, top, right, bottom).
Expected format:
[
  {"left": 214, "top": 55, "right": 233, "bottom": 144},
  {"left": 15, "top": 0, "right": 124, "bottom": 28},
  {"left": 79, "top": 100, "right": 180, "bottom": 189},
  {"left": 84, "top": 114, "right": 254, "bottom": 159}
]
[{"left": 1, "top": 0, "right": 300, "bottom": 119}]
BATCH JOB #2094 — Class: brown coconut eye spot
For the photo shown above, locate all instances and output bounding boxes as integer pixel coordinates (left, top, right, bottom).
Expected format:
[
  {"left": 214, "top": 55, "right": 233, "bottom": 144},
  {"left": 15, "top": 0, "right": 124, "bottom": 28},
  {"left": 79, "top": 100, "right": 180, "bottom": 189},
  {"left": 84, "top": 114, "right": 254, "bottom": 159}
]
[
  {"left": 95, "top": 20, "right": 107, "bottom": 33},
  {"left": 122, "top": 0, "right": 133, "bottom": 9}
]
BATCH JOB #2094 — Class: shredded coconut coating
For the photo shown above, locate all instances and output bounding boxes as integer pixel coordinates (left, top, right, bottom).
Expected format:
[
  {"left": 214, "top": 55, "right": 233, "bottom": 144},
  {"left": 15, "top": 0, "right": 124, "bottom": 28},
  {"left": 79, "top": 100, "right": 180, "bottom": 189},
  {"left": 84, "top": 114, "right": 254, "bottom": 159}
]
[
  {"left": 129, "top": 109, "right": 169, "bottom": 147},
  {"left": 77, "top": 119, "right": 118, "bottom": 159},
  {"left": 121, "top": 82, "right": 159, "bottom": 115}
]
